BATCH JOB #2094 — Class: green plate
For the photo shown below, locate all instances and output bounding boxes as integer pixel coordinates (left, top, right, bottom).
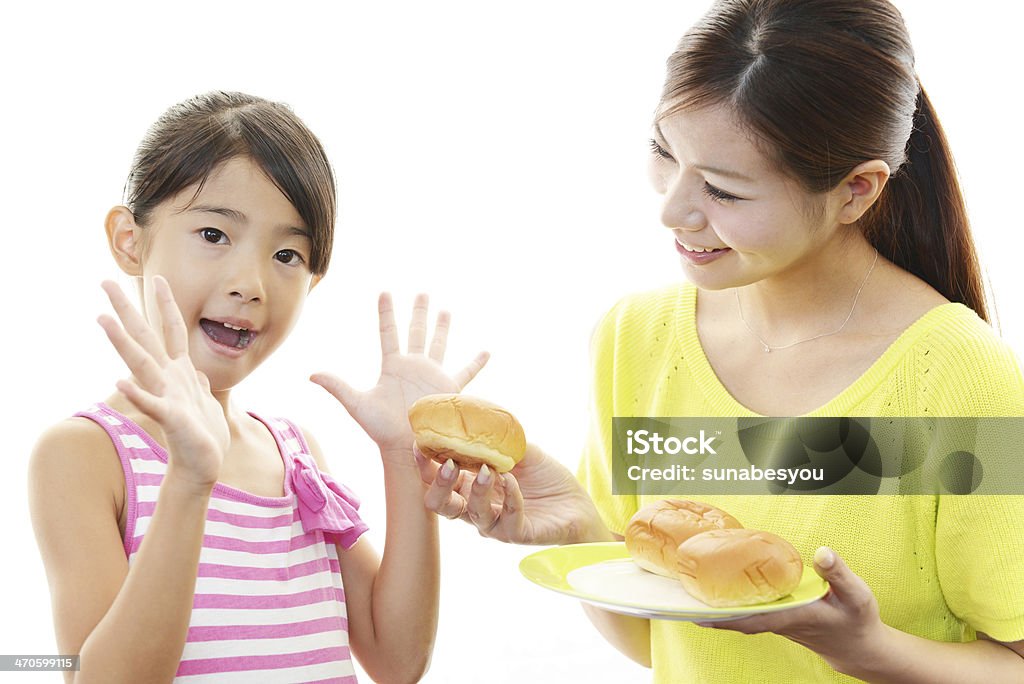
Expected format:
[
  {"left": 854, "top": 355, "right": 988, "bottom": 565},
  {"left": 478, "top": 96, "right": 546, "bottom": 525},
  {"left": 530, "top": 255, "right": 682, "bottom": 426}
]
[{"left": 519, "top": 542, "right": 829, "bottom": 622}]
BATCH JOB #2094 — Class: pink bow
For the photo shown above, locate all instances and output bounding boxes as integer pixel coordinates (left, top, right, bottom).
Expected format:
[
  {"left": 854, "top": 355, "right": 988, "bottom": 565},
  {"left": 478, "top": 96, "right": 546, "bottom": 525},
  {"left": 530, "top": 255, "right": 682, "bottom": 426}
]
[{"left": 290, "top": 452, "right": 369, "bottom": 550}]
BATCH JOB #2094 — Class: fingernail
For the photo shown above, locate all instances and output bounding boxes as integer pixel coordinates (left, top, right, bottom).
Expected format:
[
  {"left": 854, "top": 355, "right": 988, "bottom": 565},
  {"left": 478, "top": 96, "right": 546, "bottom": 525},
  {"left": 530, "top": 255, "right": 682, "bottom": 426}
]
[
  {"left": 440, "top": 458, "right": 456, "bottom": 480},
  {"left": 814, "top": 546, "right": 836, "bottom": 569},
  {"left": 477, "top": 464, "right": 491, "bottom": 486}
]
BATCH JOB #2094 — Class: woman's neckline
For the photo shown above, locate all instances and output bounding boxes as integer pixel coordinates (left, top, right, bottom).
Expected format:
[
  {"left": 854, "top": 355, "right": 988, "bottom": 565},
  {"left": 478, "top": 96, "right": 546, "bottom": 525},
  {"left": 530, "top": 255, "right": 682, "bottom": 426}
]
[{"left": 677, "top": 283, "right": 968, "bottom": 417}]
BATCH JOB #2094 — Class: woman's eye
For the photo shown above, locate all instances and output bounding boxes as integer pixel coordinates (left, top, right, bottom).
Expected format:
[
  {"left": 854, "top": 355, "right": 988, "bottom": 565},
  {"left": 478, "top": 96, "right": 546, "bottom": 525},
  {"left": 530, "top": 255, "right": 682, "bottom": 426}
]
[
  {"left": 200, "top": 228, "right": 227, "bottom": 244},
  {"left": 702, "top": 182, "right": 742, "bottom": 203},
  {"left": 275, "top": 249, "right": 305, "bottom": 266},
  {"left": 649, "top": 138, "right": 675, "bottom": 161}
]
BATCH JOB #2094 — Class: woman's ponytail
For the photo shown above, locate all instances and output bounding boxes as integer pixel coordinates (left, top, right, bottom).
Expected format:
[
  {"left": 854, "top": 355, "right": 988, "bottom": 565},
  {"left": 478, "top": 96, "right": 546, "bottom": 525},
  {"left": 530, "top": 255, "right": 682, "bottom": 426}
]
[{"left": 863, "top": 85, "right": 988, "bottom": 322}]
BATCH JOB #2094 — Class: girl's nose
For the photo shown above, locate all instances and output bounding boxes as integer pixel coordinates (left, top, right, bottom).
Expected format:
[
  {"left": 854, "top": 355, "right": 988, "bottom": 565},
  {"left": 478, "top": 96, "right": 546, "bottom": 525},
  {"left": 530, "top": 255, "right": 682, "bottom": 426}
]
[
  {"left": 227, "top": 266, "right": 266, "bottom": 304},
  {"left": 231, "top": 288, "right": 262, "bottom": 303}
]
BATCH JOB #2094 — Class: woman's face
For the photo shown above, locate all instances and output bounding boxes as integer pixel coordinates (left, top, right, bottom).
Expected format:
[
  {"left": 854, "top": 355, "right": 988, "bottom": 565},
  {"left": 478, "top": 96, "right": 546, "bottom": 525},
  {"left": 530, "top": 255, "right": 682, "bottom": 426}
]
[{"left": 648, "top": 103, "right": 842, "bottom": 290}]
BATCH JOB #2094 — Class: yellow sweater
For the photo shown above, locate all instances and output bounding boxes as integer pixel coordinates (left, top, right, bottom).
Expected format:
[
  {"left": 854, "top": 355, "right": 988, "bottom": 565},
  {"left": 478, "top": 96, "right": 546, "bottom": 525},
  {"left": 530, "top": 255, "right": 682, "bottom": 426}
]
[{"left": 578, "top": 284, "right": 1024, "bottom": 683}]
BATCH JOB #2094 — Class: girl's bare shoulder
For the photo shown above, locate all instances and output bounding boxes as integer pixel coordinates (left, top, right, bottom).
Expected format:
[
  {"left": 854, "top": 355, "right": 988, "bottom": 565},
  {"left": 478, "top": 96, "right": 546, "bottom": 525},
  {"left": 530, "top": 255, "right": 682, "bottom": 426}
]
[
  {"left": 29, "top": 417, "right": 131, "bottom": 666},
  {"left": 29, "top": 416, "right": 125, "bottom": 524}
]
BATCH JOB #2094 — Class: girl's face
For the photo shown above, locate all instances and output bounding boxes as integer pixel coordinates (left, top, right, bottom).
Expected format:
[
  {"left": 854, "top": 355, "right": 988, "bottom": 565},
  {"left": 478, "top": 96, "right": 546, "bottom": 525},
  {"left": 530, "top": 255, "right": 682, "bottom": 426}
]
[
  {"left": 648, "top": 104, "right": 843, "bottom": 290},
  {"left": 130, "top": 157, "right": 319, "bottom": 391}
]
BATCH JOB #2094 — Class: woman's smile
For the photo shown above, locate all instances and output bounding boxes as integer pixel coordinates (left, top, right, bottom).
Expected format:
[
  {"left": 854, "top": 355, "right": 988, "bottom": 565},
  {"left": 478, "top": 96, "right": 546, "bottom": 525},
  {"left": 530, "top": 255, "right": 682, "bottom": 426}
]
[{"left": 675, "top": 238, "right": 731, "bottom": 264}]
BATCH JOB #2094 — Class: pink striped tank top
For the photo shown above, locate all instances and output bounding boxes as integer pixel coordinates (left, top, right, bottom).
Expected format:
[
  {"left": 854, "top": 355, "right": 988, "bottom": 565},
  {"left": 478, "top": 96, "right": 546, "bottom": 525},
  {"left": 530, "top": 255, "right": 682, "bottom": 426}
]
[{"left": 76, "top": 403, "right": 369, "bottom": 683}]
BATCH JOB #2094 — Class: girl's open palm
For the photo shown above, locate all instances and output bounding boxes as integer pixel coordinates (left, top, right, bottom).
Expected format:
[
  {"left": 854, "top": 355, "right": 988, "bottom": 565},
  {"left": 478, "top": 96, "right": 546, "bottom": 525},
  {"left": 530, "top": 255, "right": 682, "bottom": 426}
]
[
  {"left": 98, "top": 277, "right": 228, "bottom": 487},
  {"left": 311, "top": 293, "right": 489, "bottom": 456}
]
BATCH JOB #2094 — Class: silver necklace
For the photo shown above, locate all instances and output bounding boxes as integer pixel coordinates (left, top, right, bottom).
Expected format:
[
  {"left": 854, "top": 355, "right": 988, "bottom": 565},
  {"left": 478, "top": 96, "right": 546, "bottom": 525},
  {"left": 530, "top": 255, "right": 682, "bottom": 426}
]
[{"left": 735, "top": 249, "right": 879, "bottom": 353}]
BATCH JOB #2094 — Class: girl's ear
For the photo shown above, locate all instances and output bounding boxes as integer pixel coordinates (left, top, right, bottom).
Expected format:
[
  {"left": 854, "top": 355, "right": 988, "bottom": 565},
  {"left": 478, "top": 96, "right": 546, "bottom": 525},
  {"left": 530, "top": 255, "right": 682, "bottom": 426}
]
[
  {"left": 105, "top": 206, "right": 144, "bottom": 275},
  {"left": 835, "top": 160, "right": 891, "bottom": 225},
  {"left": 308, "top": 274, "right": 323, "bottom": 292}
]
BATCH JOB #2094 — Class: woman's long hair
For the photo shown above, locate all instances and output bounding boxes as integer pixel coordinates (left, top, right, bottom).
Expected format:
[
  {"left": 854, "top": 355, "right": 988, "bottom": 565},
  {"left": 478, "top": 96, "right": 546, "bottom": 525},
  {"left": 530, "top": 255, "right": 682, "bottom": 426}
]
[{"left": 659, "top": 0, "right": 987, "bottom": 320}]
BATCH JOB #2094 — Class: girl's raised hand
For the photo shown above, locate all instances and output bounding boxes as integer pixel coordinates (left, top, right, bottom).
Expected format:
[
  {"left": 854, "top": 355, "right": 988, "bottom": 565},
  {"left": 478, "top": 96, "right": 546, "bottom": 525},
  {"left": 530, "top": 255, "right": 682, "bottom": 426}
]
[
  {"left": 310, "top": 293, "right": 489, "bottom": 458},
  {"left": 98, "top": 277, "right": 228, "bottom": 489}
]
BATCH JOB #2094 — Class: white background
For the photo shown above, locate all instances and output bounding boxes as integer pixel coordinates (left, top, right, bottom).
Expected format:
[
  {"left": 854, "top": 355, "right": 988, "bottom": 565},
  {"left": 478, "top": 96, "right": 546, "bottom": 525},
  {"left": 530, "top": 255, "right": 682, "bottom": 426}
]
[{"left": 2, "top": 1, "right": 1022, "bottom": 682}]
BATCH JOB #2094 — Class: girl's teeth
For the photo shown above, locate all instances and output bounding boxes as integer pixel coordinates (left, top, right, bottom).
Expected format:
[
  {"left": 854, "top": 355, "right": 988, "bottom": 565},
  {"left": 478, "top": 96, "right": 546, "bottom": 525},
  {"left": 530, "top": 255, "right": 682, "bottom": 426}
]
[{"left": 222, "top": 322, "right": 247, "bottom": 331}]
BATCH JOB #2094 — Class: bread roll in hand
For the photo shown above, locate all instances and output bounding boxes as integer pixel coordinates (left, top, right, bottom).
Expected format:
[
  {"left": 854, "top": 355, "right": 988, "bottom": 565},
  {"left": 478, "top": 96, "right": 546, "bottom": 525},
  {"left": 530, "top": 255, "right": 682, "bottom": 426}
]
[
  {"left": 408, "top": 394, "right": 526, "bottom": 473},
  {"left": 625, "top": 500, "right": 743, "bottom": 579},
  {"left": 676, "top": 528, "right": 803, "bottom": 607}
]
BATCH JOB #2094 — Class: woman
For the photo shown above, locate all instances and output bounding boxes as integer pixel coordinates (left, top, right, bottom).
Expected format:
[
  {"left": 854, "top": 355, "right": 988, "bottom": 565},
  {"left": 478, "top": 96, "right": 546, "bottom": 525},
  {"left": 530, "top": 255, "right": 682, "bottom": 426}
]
[{"left": 416, "top": 0, "right": 1024, "bottom": 681}]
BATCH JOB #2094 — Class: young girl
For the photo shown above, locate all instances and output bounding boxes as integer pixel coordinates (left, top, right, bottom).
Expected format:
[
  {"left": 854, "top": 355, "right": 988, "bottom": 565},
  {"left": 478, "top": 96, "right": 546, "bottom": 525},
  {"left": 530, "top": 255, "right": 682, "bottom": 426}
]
[
  {"left": 416, "top": 1, "right": 1024, "bottom": 681},
  {"left": 28, "top": 91, "right": 487, "bottom": 683}
]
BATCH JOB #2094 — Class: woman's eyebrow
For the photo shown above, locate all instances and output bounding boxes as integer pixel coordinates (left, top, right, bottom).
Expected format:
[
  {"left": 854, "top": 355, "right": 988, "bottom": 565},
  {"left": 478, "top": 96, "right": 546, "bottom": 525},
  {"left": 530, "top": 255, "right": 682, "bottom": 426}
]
[
  {"left": 653, "top": 122, "right": 669, "bottom": 144},
  {"left": 694, "top": 164, "right": 754, "bottom": 183},
  {"left": 653, "top": 122, "right": 755, "bottom": 183}
]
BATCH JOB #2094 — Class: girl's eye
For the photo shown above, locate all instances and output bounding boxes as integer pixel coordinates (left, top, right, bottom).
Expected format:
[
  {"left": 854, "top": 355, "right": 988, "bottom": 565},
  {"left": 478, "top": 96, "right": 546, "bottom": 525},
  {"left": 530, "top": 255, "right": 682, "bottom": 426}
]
[
  {"left": 702, "top": 182, "right": 742, "bottom": 203},
  {"left": 649, "top": 138, "right": 675, "bottom": 161},
  {"left": 275, "top": 249, "right": 305, "bottom": 266},
  {"left": 200, "top": 228, "right": 227, "bottom": 244}
]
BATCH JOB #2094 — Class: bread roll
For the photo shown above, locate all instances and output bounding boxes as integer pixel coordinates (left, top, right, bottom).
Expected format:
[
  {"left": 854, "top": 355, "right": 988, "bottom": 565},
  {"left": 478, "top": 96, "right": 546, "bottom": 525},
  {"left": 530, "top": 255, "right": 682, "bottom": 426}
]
[
  {"left": 408, "top": 394, "right": 526, "bottom": 473},
  {"left": 676, "top": 528, "right": 803, "bottom": 607},
  {"left": 625, "top": 500, "right": 743, "bottom": 579}
]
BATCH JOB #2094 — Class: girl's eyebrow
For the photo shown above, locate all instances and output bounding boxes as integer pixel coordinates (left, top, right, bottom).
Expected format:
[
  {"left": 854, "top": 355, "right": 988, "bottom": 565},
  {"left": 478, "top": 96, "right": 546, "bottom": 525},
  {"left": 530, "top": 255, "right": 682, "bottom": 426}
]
[
  {"left": 186, "top": 204, "right": 311, "bottom": 238},
  {"left": 653, "top": 122, "right": 754, "bottom": 183},
  {"left": 185, "top": 204, "right": 246, "bottom": 222}
]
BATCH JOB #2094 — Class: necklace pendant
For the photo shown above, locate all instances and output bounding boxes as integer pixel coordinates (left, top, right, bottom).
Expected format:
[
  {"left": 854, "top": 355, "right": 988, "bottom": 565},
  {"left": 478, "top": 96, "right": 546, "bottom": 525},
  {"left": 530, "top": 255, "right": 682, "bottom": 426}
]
[{"left": 763, "top": 344, "right": 771, "bottom": 353}]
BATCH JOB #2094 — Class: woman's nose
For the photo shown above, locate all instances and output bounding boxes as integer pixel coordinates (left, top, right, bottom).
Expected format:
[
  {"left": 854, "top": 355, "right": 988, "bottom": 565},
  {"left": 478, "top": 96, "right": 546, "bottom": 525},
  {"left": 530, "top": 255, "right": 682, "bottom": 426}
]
[{"left": 661, "top": 181, "right": 707, "bottom": 232}]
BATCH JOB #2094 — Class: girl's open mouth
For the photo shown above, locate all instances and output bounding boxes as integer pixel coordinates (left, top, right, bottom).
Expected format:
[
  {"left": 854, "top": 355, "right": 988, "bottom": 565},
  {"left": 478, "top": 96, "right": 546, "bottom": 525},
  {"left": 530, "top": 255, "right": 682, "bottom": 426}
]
[{"left": 200, "top": 319, "right": 256, "bottom": 349}]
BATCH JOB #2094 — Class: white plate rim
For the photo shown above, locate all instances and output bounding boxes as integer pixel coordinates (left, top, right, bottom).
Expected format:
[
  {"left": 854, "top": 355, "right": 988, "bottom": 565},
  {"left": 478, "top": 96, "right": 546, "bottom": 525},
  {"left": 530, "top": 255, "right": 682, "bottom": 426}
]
[{"left": 520, "top": 542, "right": 828, "bottom": 621}]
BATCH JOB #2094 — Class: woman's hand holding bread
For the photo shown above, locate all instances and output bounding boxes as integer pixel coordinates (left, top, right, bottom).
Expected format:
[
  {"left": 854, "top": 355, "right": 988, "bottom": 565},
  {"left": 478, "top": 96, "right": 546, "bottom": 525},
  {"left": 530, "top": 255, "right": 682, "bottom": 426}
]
[
  {"left": 698, "top": 546, "right": 886, "bottom": 678},
  {"left": 422, "top": 443, "right": 612, "bottom": 545},
  {"left": 409, "top": 394, "right": 612, "bottom": 545},
  {"left": 618, "top": 501, "right": 884, "bottom": 679},
  {"left": 624, "top": 500, "right": 885, "bottom": 674}
]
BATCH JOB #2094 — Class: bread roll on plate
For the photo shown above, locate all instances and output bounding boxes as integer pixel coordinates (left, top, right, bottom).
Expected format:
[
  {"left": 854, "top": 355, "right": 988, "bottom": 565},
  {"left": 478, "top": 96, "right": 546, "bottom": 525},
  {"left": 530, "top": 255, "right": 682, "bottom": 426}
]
[
  {"left": 625, "top": 500, "right": 743, "bottom": 579},
  {"left": 408, "top": 394, "right": 526, "bottom": 473},
  {"left": 676, "top": 528, "right": 803, "bottom": 607}
]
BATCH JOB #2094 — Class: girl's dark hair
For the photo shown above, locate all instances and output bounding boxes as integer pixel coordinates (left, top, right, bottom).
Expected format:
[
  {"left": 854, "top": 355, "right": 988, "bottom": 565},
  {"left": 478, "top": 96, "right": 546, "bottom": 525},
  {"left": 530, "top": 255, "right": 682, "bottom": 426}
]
[
  {"left": 659, "top": 0, "right": 987, "bottom": 321},
  {"left": 126, "top": 91, "right": 336, "bottom": 275}
]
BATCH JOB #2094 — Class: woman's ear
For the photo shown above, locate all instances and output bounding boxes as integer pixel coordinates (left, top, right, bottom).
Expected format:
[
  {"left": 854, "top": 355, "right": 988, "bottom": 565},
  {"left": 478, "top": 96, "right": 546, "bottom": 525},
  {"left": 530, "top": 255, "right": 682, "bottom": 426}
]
[
  {"left": 836, "top": 160, "right": 891, "bottom": 225},
  {"left": 105, "top": 206, "right": 144, "bottom": 275},
  {"left": 308, "top": 274, "right": 323, "bottom": 293}
]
